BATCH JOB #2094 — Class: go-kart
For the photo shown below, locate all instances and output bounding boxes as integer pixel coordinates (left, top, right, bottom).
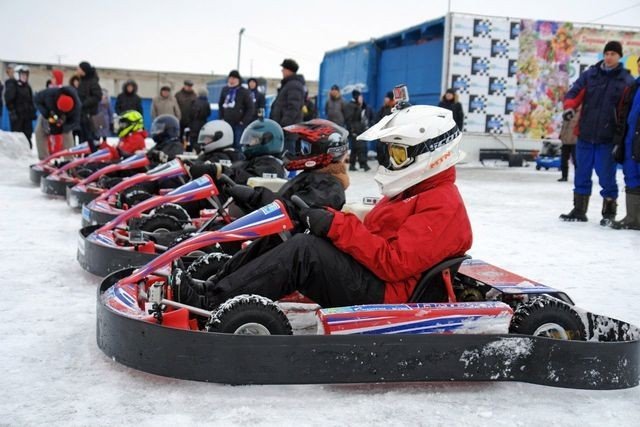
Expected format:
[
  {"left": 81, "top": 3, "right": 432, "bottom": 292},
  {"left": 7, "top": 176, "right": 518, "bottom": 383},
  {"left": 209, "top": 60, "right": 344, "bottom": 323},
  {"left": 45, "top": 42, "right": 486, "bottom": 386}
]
[
  {"left": 78, "top": 175, "right": 232, "bottom": 276},
  {"left": 67, "top": 153, "right": 150, "bottom": 209},
  {"left": 97, "top": 196, "right": 640, "bottom": 389},
  {"left": 40, "top": 147, "right": 118, "bottom": 196},
  {"left": 81, "top": 159, "right": 188, "bottom": 227},
  {"left": 29, "top": 142, "right": 92, "bottom": 185}
]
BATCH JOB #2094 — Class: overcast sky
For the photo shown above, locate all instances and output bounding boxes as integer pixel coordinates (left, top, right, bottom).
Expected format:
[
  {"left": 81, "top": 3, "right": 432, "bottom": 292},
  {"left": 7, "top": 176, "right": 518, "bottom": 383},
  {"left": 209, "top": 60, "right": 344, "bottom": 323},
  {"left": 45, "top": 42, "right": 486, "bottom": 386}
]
[{"left": 0, "top": 0, "right": 638, "bottom": 80}]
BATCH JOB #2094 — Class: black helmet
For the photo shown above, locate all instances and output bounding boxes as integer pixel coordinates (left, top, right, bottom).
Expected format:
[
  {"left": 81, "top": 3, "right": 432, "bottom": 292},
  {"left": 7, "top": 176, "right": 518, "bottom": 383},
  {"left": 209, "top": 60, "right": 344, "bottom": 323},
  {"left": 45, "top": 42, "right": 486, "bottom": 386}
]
[
  {"left": 283, "top": 119, "right": 348, "bottom": 170},
  {"left": 150, "top": 114, "right": 180, "bottom": 143}
]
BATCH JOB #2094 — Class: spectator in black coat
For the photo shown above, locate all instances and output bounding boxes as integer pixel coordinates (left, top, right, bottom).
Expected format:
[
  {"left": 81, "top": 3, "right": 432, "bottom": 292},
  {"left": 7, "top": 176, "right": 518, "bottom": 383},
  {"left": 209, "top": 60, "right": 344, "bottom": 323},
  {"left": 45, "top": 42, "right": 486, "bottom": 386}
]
[
  {"left": 189, "top": 89, "right": 212, "bottom": 151},
  {"left": 247, "top": 78, "right": 266, "bottom": 122},
  {"left": 344, "top": 90, "right": 372, "bottom": 172},
  {"left": 76, "top": 61, "right": 102, "bottom": 151},
  {"left": 219, "top": 70, "right": 254, "bottom": 149},
  {"left": 438, "top": 88, "right": 464, "bottom": 131},
  {"left": 4, "top": 65, "right": 36, "bottom": 147},
  {"left": 303, "top": 92, "right": 318, "bottom": 121},
  {"left": 115, "top": 80, "right": 143, "bottom": 116},
  {"left": 270, "top": 58, "right": 305, "bottom": 153}
]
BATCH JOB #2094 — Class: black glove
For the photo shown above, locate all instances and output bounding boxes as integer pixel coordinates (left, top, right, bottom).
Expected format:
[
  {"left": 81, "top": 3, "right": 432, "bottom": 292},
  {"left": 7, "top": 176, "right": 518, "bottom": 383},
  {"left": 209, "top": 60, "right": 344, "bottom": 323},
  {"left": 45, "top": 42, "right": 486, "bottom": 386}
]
[
  {"left": 612, "top": 143, "right": 625, "bottom": 164},
  {"left": 226, "top": 184, "right": 256, "bottom": 204},
  {"left": 298, "top": 207, "right": 334, "bottom": 237},
  {"left": 562, "top": 109, "right": 575, "bottom": 121},
  {"left": 148, "top": 150, "right": 169, "bottom": 163}
]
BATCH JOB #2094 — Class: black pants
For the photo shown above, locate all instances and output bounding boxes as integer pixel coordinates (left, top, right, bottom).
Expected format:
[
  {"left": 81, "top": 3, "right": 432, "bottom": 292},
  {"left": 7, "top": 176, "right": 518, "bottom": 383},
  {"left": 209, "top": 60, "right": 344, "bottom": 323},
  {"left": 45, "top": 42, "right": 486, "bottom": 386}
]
[
  {"left": 560, "top": 144, "right": 576, "bottom": 178},
  {"left": 10, "top": 116, "right": 33, "bottom": 148},
  {"left": 349, "top": 136, "right": 368, "bottom": 169},
  {"left": 79, "top": 113, "right": 97, "bottom": 151},
  {"left": 202, "top": 234, "right": 385, "bottom": 308}
]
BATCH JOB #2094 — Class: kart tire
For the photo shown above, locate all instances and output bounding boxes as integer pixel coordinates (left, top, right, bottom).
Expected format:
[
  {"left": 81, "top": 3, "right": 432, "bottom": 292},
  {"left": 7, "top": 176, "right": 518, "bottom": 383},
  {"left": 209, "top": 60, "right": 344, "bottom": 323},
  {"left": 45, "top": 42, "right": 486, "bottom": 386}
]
[
  {"left": 75, "top": 167, "right": 93, "bottom": 179},
  {"left": 139, "top": 214, "right": 184, "bottom": 233},
  {"left": 509, "top": 297, "right": 585, "bottom": 340},
  {"left": 535, "top": 165, "right": 541, "bottom": 171},
  {"left": 120, "top": 188, "right": 152, "bottom": 208},
  {"left": 206, "top": 295, "right": 292, "bottom": 335},
  {"left": 152, "top": 203, "right": 190, "bottom": 223},
  {"left": 187, "top": 252, "right": 232, "bottom": 281}
]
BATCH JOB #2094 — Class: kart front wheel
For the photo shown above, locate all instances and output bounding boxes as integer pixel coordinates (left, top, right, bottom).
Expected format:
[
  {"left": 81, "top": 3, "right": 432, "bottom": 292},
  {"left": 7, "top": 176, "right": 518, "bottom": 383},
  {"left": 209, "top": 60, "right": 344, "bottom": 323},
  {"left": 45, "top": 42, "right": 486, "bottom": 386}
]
[
  {"left": 187, "top": 252, "right": 232, "bottom": 281},
  {"left": 206, "top": 295, "right": 292, "bottom": 335},
  {"left": 509, "top": 297, "right": 585, "bottom": 340}
]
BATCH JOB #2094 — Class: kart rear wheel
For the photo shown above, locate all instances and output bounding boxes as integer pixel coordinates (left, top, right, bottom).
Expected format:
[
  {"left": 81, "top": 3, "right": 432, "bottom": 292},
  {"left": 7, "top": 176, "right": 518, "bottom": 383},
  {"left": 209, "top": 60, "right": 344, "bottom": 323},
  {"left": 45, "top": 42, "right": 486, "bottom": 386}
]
[
  {"left": 187, "top": 252, "right": 232, "bottom": 281},
  {"left": 509, "top": 297, "right": 585, "bottom": 340},
  {"left": 535, "top": 165, "right": 541, "bottom": 171},
  {"left": 206, "top": 295, "right": 292, "bottom": 335},
  {"left": 139, "top": 214, "right": 183, "bottom": 233},
  {"left": 152, "top": 203, "right": 190, "bottom": 223}
]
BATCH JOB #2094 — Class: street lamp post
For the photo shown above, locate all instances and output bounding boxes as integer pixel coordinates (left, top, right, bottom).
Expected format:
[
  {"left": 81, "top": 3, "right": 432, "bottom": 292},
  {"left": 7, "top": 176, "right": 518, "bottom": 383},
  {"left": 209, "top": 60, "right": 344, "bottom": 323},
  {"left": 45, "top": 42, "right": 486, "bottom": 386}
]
[{"left": 237, "top": 28, "right": 245, "bottom": 71}]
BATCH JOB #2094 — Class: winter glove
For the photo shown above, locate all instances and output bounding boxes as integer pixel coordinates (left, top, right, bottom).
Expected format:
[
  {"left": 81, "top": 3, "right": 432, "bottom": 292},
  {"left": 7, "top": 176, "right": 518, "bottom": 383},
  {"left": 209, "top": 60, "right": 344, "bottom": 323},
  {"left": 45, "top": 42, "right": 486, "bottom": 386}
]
[
  {"left": 189, "top": 161, "right": 223, "bottom": 180},
  {"left": 226, "top": 184, "right": 256, "bottom": 205},
  {"left": 562, "top": 109, "right": 575, "bottom": 121},
  {"left": 298, "top": 207, "right": 334, "bottom": 237},
  {"left": 148, "top": 150, "right": 169, "bottom": 163},
  {"left": 612, "top": 143, "right": 625, "bottom": 164}
]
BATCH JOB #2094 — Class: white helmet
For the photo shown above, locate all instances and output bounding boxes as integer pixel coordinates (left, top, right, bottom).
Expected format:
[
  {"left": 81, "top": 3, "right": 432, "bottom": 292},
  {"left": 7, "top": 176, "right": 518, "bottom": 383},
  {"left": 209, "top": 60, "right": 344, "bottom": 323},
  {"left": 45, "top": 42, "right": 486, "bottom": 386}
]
[
  {"left": 198, "top": 120, "right": 234, "bottom": 153},
  {"left": 14, "top": 65, "right": 30, "bottom": 79},
  {"left": 358, "top": 105, "right": 462, "bottom": 198}
]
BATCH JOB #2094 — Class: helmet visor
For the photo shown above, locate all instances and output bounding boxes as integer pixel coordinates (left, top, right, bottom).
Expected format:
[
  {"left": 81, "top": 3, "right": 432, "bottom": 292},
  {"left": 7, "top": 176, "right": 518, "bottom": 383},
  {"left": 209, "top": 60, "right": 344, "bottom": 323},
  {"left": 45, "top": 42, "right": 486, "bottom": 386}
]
[
  {"left": 241, "top": 129, "right": 273, "bottom": 147},
  {"left": 299, "top": 140, "right": 313, "bottom": 155},
  {"left": 199, "top": 131, "right": 223, "bottom": 145}
]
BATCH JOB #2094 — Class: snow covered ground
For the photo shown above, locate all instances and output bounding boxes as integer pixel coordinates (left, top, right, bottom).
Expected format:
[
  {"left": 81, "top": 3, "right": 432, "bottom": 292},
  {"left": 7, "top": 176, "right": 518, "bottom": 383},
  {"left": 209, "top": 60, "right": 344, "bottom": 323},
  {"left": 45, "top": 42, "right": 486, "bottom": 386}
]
[{"left": 1, "top": 131, "right": 639, "bottom": 426}]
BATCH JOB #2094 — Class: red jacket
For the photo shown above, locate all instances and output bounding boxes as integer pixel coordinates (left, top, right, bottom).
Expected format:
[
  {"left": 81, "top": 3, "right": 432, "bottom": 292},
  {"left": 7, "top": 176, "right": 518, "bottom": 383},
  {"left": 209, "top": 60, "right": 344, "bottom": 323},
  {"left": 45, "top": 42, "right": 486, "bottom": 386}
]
[
  {"left": 327, "top": 167, "right": 472, "bottom": 304},
  {"left": 118, "top": 130, "right": 147, "bottom": 156}
]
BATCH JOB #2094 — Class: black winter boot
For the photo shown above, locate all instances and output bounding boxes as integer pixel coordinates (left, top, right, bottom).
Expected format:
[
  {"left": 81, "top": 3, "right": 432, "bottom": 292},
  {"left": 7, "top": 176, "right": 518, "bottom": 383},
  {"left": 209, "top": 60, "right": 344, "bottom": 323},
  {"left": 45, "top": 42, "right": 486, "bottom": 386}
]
[
  {"left": 600, "top": 198, "right": 617, "bottom": 227},
  {"left": 170, "top": 268, "right": 207, "bottom": 308},
  {"left": 559, "top": 193, "right": 589, "bottom": 222},
  {"left": 611, "top": 192, "right": 640, "bottom": 230},
  {"left": 558, "top": 167, "right": 568, "bottom": 182}
]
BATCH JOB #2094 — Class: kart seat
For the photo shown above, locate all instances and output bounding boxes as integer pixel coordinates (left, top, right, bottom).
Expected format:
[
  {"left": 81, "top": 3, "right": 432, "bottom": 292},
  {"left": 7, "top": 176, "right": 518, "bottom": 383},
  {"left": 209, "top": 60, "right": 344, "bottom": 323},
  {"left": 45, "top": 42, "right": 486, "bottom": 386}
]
[{"left": 408, "top": 255, "right": 471, "bottom": 303}]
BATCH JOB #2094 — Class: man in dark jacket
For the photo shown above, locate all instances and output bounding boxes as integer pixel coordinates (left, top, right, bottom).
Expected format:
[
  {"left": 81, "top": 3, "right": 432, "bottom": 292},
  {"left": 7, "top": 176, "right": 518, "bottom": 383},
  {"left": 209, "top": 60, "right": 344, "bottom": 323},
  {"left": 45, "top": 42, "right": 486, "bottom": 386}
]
[
  {"left": 219, "top": 70, "right": 254, "bottom": 149},
  {"left": 344, "top": 90, "right": 372, "bottom": 171},
  {"left": 270, "top": 58, "right": 305, "bottom": 153},
  {"left": 175, "top": 80, "right": 198, "bottom": 139},
  {"left": 76, "top": 61, "right": 102, "bottom": 151},
  {"left": 189, "top": 89, "right": 212, "bottom": 152},
  {"left": 4, "top": 65, "right": 36, "bottom": 147},
  {"left": 438, "top": 88, "right": 464, "bottom": 130},
  {"left": 115, "top": 80, "right": 143, "bottom": 116},
  {"left": 247, "top": 78, "right": 266, "bottom": 122},
  {"left": 560, "top": 41, "right": 636, "bottom": 225}
]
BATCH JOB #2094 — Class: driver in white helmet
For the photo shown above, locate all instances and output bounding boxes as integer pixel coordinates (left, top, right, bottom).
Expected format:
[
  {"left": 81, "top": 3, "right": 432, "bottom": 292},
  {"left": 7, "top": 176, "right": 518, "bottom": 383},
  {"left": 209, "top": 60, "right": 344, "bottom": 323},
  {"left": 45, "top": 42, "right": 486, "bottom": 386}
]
[{"left": 174, "top": 98, "right": 473, "bottom": 309}]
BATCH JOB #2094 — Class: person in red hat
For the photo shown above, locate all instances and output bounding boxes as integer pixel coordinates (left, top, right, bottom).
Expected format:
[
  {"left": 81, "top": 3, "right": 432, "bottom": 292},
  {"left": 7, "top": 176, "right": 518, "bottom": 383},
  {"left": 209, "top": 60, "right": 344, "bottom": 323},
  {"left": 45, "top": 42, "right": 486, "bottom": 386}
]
[{"left": 34, "top": 86, "right": 81, "bottom": 159}]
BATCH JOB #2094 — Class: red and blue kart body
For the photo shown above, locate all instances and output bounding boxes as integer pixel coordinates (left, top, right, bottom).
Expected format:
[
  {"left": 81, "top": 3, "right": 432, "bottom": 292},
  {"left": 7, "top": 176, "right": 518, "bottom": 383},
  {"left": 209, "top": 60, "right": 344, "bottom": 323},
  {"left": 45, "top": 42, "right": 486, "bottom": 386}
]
[
  {"left": 78, "top": 175, "right": 230, "bottom": 276},
  {"left": 29, "top": 142, "right": 92, "bottom": 185},
  {"left": 40, "top": 148, "right": 119, "bottom": 196},
  {"left": 81, "top": 159, "right": 188, "bottom": 227},
  {"left": 67, "top": 153, "right": 150, "bottom": 209},
  {"left": 97, "top": 199, "right": 640, "bottom": 388}
]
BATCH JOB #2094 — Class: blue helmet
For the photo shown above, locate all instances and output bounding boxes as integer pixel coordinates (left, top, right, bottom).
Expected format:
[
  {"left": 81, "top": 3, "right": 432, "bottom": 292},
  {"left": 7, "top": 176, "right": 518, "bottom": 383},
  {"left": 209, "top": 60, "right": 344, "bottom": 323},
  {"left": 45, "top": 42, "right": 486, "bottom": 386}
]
[{"left": 240, "top": 119, "right": 284, "bottom": 158}]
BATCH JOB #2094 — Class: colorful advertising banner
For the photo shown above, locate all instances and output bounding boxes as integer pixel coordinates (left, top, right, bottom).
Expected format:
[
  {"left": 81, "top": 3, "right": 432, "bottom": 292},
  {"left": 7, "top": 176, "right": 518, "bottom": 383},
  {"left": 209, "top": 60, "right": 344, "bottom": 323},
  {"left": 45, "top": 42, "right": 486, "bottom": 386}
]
[{"left": 448, "top": 13, "right": 640, "bottom": 138}]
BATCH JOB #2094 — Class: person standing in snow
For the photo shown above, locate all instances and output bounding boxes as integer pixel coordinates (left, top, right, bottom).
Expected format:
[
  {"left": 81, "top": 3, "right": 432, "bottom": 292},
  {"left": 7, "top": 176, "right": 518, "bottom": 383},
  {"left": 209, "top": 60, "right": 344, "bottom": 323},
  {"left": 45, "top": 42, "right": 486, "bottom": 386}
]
[
  {"left": 559, "top": 41, "right": 636, "bottom": 225},
  {"left": 438, "top": 88, "right": 464, "bottom": 131},
  {"left": 247, "top": 78, "right": 266, "bottom": 123},
  {"left": 188, "top": 89, "right": 212, "bottom": 152},
  {"left": 175, "top": 80, "right": 198, "bottom": 139},
  {"left": 151, "top": 86, "right": 181, "bottom": 120},
  {"left": 270, "top": 58, "right": 305, "bottom": 153},
  {"left": 219, "top": 70, "right": 254, "bottom": 149},
  {"left": 115, "top": 80, "right": 143, "bottom": 117},
  {"left": 33, "top": 85, "right": 81, "bottom": 159},
  {"left": 4, "top": 65, "right": 36, "bottom": 147},
  {"left": 76, "top": 61, "right": 103, "bottom": 151},
  {"left": 344, "top": 89, "right": 372, "bottom": 172},
  {"left": 325, "top": 84, "right": 346, "bottom": 127},
  {"left": 611, "top": 57, "right": 640, "bottom": 230},
  {"left": 93, "top": 89, "right": 114, "bottom": 143}
]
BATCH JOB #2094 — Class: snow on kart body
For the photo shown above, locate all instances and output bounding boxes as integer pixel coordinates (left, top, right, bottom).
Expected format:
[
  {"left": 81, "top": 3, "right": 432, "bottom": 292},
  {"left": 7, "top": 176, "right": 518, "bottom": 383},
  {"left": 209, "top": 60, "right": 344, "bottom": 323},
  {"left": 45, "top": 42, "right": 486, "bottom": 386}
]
[
  {"left": 81, "top": 159, "right": 188, "bottom": 227},
  {"left": 41, "top": 147, "right": 118, "bottom": 196},
  {"left": 78, "top": 175, "right": 232, "bottom": 276},
  {"left": 98, "top": 197, "right": 640, "bottom": 389},
  {"left": 67, "top": 153, "right": 150, "bottom": 209},
  {"left": 29, "top": 142, "right": 91, "bottom": 185}
]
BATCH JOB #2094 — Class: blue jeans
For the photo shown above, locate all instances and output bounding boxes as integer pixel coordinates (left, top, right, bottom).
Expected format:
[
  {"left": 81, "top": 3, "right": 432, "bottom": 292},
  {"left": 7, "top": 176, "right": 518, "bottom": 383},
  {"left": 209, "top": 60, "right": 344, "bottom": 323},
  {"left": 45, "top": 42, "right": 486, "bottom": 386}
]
[
  {"left": 574, "top": 139, "right": 618, "bottom": 199},
  {"left": 232, "top": 123, "right": 245, "bottom": 150}
]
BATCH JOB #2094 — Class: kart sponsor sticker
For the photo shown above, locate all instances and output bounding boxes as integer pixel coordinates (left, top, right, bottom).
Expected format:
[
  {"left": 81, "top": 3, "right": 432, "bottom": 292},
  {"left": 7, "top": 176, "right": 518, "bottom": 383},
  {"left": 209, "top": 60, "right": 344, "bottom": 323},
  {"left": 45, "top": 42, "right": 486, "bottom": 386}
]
[{"left": 82, "top": 205, "right": 91, "bottom": 221}]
